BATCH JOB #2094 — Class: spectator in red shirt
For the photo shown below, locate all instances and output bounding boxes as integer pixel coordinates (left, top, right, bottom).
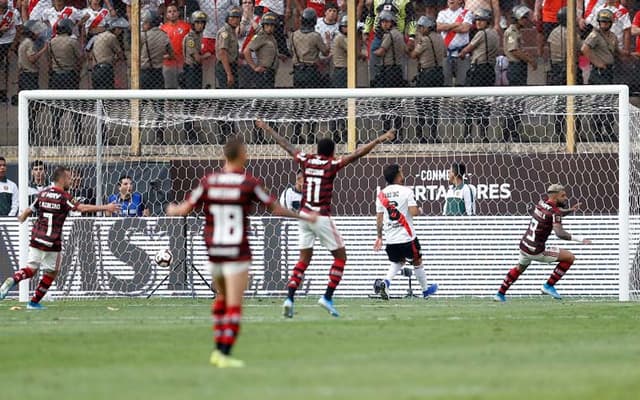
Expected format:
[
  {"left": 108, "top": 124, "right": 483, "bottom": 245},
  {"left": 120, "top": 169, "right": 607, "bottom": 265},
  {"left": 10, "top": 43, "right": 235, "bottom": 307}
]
[
  {"left": 534, "top": 0, "right": 567, "bottom": 57},
  {"left": 160, "top": 2, "right": 191, "bottom": 88}
]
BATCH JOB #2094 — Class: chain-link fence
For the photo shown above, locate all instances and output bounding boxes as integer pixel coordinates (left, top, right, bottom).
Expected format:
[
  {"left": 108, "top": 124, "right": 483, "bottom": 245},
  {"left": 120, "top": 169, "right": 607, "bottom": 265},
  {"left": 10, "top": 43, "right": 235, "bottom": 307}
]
[{"left": 2, "top": 1, "right": 640, "bottom": 145}]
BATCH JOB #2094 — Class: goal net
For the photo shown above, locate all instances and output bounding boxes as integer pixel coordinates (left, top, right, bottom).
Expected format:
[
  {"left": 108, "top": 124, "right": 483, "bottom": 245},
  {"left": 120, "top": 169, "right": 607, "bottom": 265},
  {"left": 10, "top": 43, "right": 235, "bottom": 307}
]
[{"left": 10, "top": 86, "right": 639, "bottom": 301}]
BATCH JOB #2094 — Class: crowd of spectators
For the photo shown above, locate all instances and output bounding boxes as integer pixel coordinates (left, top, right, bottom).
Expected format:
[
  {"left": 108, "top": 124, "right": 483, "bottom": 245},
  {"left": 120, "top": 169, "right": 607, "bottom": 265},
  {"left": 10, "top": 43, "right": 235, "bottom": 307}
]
[{"left": 1, "top": 0, "right": 639, "bottom": 143}]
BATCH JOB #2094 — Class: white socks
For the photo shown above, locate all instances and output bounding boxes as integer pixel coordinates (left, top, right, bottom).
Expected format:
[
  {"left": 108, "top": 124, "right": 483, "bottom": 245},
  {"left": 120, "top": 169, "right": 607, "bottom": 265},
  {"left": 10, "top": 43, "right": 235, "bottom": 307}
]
[
  {"left": 384, "top": 262, "right": 404, "bottom": 286},
  {"left": 414, "top": 266, "right": 428, "bottom": 291}
]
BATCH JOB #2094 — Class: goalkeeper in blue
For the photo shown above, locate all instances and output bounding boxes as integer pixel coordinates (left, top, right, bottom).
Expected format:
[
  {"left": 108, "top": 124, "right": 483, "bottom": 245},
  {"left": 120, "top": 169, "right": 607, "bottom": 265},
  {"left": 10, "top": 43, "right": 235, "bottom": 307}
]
[{"left": 373, "top": 164, "right": 438, "bottom": 300}]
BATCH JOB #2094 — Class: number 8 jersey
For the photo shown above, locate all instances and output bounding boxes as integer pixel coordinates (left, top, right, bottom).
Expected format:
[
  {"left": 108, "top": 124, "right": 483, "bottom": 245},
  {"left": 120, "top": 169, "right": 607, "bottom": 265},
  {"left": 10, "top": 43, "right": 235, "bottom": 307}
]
[
  {"left": 520, "top": 199, "right": 562, "bottom": 255},
  {"left": 295, "top": 152, "right": 345, "bottom": 216},
  {"left": 188, "top": 169, "right": 275, "bottom": 263}
]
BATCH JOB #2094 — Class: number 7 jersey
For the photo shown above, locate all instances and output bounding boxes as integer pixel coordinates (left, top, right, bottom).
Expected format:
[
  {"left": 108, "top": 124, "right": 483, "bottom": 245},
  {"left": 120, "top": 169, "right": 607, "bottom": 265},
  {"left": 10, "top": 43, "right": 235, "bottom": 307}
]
[
  {"left": 187, "top": 169, "right": 275, "bottom": 263},
  {"left": 30, "top": 186, "right": 79, "bottom": 252},
  {"left": 295, "top": 152, "right": 345, "bottom": 216}
]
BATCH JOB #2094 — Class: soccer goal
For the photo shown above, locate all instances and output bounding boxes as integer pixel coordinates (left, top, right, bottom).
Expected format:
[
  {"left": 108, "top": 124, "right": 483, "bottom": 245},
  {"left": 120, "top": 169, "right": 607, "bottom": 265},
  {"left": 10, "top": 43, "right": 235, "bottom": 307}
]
[{"left": 14, "top": 86, "right": 640, "bottom": 301}]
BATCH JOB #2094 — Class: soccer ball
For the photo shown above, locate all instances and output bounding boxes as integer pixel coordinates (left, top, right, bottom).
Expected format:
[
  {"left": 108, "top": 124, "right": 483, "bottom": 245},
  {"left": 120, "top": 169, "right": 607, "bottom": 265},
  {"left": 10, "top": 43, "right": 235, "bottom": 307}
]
[{"left": 154, "top": 249, "right": 173, "bottom": 268}]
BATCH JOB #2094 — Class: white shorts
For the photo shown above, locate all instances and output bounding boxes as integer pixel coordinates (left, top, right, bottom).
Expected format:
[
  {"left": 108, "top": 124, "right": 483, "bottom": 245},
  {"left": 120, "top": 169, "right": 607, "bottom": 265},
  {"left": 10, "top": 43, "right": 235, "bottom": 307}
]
[
  {"left": 27, "top": 247, "right": 61, "bottom": 273},
  {"left": 208, "top": 261, "right": 251, "bottom": 278},
  {"left": 298, "top": 212, "right": 345, "bottom": 251},
  {"left": 519, "top": 246, "right": 560, "bottom": 267}
]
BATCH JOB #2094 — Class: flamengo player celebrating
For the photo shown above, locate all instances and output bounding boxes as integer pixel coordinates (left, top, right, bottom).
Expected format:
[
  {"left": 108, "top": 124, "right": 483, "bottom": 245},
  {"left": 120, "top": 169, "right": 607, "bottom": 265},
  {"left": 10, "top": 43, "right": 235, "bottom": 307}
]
[
  {"left": 373, "top": 164, "right": 438, "bottom": 300},
  {"left": 256, "top": 119, "right": 395, "bottom": 318},
  {"left": 493, "top": 184, "right": 591, "bottom": 302},
  {"left": 0, "top": 166, "right": 120, "bottom": 309},
  {"left": 166, "top": 138, "right": 315, "bottom": 368}
]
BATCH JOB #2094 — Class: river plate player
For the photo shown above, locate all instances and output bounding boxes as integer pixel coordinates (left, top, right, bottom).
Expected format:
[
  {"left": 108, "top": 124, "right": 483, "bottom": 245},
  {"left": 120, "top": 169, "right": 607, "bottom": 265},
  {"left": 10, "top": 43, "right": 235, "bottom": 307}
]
[{"left": 494, "top": 184, "right": 591, "bottom": 302}]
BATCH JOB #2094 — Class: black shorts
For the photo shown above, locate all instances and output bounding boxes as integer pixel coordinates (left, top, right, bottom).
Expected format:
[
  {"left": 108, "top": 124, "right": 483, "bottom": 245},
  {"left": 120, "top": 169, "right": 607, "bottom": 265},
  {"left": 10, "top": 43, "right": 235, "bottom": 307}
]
[{"left": 385, "top": 238, "right": 422, "bottom": 263}]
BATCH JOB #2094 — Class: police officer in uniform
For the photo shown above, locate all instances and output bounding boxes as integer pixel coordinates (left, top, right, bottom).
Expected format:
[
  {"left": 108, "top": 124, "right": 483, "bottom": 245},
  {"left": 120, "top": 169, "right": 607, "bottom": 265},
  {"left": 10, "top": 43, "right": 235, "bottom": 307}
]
[
  {"left": 140, "top": 9, "right": 173, "bottom": 144},
  {"left": 412, "top": 15, "right": 445, "bottom": 143},
  {"left": 582, "top": 8, "right": 618, "bottom": 85},
  {"left": 291, "top": 8, "right": 329, "bottom": 144},
  {"left": 49, "top": 18, "right": 83, "bottom": 144},
  {"left": 182, "top": 10, "right": 207, "bottom": 144},
  {"left": 141, "top": 9, "right": 173, "bottom": 90},
  {"left": 17, "top": 21, "right": 48, "bottom": 141},
  {"left": 459, "top": 8, "right": 499, "bottom": 142},
  {"left": 215, "top": 6, "right": 241, "bottom": 89},
  {"left": 291, "top": 8, "right": 329, "bottom": 89},
  {"left": 182, "top": 10, "right": 207, "bottom": 90},
  {"left": 331, "top": 14, "right": 348, "bottom": 89},
  {"left": 18, "top": 21, "right": 48, "bottom": 93},
  {"left": 90, "top": 17, "right": 128, "bottom": 90},
  {"left": 373, "top": 10, "right": 406, "bottom": 139},
  {"left": 243, "top": 11, "right": 279, "bottom": 89},
  {"left": 503, "top": 5, "right": 537, "bottom": 142},
  {"left": 581, "top": 8, "right": 619, "bottom": 141}
]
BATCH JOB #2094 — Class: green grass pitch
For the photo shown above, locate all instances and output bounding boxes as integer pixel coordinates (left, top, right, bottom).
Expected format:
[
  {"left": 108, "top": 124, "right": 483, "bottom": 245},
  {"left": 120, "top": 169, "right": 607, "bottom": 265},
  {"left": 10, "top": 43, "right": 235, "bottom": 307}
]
[{"left": 1, "top": 297, "right": 639, "bottom": 400}]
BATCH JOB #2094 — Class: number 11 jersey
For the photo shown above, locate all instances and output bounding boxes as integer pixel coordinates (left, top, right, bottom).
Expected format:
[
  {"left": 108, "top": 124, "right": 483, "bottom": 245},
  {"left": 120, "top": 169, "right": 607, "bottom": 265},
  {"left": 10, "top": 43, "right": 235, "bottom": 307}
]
[{"left": 295, "top": 152, "right": 345, "bottom": 216}]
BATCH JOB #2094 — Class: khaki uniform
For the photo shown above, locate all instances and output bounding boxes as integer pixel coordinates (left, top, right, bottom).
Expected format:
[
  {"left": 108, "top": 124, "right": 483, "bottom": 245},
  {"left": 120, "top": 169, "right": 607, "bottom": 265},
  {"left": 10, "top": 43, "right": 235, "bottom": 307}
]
[
  {"left": 547, "top": 26, "right": 582, "bottom": 85},
  {"left": 91, "top": 30, "right": 121, "bottom": 89},
  {"left": 503, "top": 24, "right": 529, "bottom": 142},
  {"left": 464, "top": 28, "right": 499, "bottom": 142},
  {"left": 413, "top": 31, "right": 445, "bottom": 143},
  {"left": 49, "top": 34, "right": 82, "bottom": 143},
  {"left": 331, "top": 31, "right": 347, "bottom": 88},
  {"left": 49, "top": 35, "right": 80, "bottom": 73},
  {"left": 247, "top": 30, "right": 278, "bottom": 89},
  {"left": 49, "top": 34, "right": 80, "bottom": 90},
  {"left": 215, "top": 22, "right": 239, "bottom": 89},
  {"left": 584, "top": 28, "right": 617, "bottom": 84},
  {"left": 290, "top": 30, "right": 327, "bottom": 88},
  {"left": 141, "top": 27, "right": 171, "bottom": 89},
  {"left": 374, "top": 28, "right": 406, "bottom": 87},
  {"left": 467, "top": 28, "right": 498, "bottom": 87},
  {"left": 414, "top": 31, "right": 445, "bottom": 86},
  {"left": 182, "top": 30, "right": 203, "bottom": 89},
  {"left": 504, "top": 24, "right": 527, "bottom": 85},
  {"left": 18, "top": 38, "right": 39, "bottom": 91}
]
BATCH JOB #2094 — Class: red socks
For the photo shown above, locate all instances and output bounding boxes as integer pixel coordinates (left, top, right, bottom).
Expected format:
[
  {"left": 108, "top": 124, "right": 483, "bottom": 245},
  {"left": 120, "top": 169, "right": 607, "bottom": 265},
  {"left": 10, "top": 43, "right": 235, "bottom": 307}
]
[
  {"left": 218, "top": 305, "right": 242, "bottom": 355},
  {"left": 498, "top": 267, "right": 522, "bottom": 295},
  {"left": 212, "top": 298, "right": 226, "bottom": 347},
  {"left": 324, "top": 258, "right": 346, "bottom": 300},
  {"left": 12, "top": 267, "right": 35, "bottom": 283},
  {"left": 547, "top": 261, "right": 572, "bottom": 286},
  {"left": 30, "top": 274, "right": 54, "bottom": 304}
]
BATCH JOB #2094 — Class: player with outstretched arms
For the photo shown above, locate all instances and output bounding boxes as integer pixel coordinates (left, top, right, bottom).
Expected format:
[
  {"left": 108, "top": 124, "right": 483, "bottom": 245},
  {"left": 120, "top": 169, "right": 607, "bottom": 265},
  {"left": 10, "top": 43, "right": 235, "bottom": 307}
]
[
  {"left": 0, "top": 166, "right": 120, "bottom": 309},
  {"left": 256, "top": 119, "right": 395, "bottom": 318},
  {"left": 373, "top": 164, "right": 438, "bottom": 300},
  {"left": 166, "top": 137, "right": 316, "bottom": 368},
  {"left": 494, "top": 184, "right": 591, "bottom": 302}
]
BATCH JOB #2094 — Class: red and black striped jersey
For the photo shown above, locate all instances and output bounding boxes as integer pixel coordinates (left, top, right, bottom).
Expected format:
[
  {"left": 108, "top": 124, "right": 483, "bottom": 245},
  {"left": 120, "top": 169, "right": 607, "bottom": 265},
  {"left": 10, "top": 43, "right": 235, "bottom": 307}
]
[
  {"left": 188, "top": 169, "right": 275, "bottom": 263},
  {"left": 520, "top": 199, "right": 562, "bottom": 255},
  {"left": 295, "top": 152, "right": 345, "bottom": 216},
  {"left": 30, "top": 186, "right": 78, "bottom": 252}
]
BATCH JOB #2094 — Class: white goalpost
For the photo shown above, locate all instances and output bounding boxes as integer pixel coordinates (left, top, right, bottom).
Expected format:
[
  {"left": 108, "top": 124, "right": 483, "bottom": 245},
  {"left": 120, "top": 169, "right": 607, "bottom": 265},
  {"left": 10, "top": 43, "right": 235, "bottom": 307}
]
[{"left": 15, "top": 86, "right": 638, "bottom": 301}]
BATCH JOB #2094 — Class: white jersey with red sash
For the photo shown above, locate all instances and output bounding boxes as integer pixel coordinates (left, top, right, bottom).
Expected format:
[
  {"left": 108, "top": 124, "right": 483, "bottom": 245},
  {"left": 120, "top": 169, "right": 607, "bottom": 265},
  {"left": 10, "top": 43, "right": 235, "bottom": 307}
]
[
  {"left": 583, "top": 0, "right": 606, "bottom": 19},
  {"left": 0, "top": 6, "right": 22, "bottom": 45},
  {"left": 436, "top": 7, "right": 473, "bottom": 55},
  {"left": 376, "top": 184, "right": 417, "bottom": 244},
  {"left": 44, "top": 6, "right": 81, "bottom": 36},
  {"left": 83, "top": 7, "right": 109, "bottom": 31},
  {"left": 27, "top": 0, "right": 51, "bottom": 21}
]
